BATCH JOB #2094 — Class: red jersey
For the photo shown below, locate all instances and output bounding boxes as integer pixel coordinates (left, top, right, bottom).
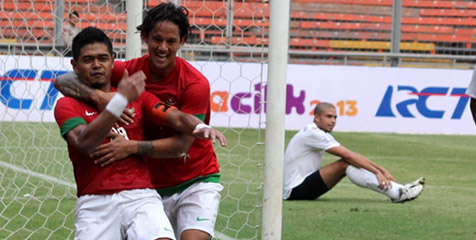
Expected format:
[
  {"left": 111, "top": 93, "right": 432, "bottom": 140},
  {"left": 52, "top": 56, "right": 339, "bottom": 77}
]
[
  {"left": 54, "top": 91, "right": 166, "bottom": 197},
  {"left": 111, "top": 55, "right": 220, "bottom": 192}
]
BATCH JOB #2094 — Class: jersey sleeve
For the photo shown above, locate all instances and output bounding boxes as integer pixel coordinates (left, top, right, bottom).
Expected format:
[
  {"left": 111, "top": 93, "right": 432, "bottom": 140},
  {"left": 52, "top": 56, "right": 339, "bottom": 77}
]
[
  {"left": 54, "top": 98, "right": 87, "bottom": 139},
  {"left": 180, "top": 76, "right": 210, "bottom": 121},
  {"left": 141, "top": 91, "right": 178, "bottom": 126},
  {"left": 304, "top": 128, "right": 340, "bottom": 151},
  {"left": 110, "top": 60, "right": 127, "bottom": 87}
]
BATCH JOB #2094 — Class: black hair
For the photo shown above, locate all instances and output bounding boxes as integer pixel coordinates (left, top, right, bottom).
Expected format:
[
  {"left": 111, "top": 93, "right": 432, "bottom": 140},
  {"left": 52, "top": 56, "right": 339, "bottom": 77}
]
[
  {"left": 71, "top": 27, "right": 113, "bottom": 61},
  {"left": 70, "top": 10, "right": 79, "bottom": 18},
  {"left": 137, "top": 2, "right": 191, "bottom": 41},
  {"left": 314, "top": 102, "right": 335, "bottom": 115}
]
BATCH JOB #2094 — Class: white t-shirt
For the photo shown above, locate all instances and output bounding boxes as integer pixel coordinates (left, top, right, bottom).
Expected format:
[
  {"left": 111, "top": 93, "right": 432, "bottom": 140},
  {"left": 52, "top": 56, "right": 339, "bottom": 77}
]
[
  {"left": 62, "top": 22, "right": 79, "bottom": 49},
  {"left": 466, "top": 66, "right": 476, "bottom": 98},
  {"left": 283, "top": 123, "right": 340, "bottom": 199}
]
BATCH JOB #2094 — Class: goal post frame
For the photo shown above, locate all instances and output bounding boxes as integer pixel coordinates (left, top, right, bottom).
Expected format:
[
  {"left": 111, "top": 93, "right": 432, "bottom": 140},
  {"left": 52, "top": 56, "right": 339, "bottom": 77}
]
[
  {"left": 262, "top": 1, "right": 291, "bottom": 239},
  {"left": 125, "top": 0, "right": 142, "bottom": 60}
]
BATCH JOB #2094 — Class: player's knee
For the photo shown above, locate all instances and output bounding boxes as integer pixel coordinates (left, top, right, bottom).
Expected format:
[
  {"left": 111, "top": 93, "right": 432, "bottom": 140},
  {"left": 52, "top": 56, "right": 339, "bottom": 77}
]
[
  {"left": 336, "top": 159, "right": 350, "bottom": 173},
  {"left": 180, "top": 229, "right": 211, "bottom": 240}
]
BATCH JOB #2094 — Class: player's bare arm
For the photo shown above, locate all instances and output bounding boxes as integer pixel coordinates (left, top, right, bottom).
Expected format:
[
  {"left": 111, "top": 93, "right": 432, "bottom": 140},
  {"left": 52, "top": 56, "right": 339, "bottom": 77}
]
[
  {"left": 354, "top": 153, "right": 396, "bottom": 183},
  {"left": 92, "top": 106, "right": 226, "bottom": 167},
  {"left": 367, "top": 161, "right": 396, "bottom": 183},
  {"left": 66, "top": 71, "right": 145, "bottom": 154},
  {"left": 164, "top": 109, "right": 227, "bottom": 146},
  {"left": 137, "top": 141, "right": 155, "bottom": 156},
  {"left": 92, "top": 133, "right": 192, "bottom": 167},
  {"left": 55, "top": 71, "right": 136, "bottom": 124},
  {"left": 55, "top": 71, "right": 102, "bottom": 105},
  {"left": 327, "top": 145, "right": 392, "bottom": 189},
  {"left": 193, "top": 124, "right": 227, "bottom": 146},
  {"left": 66, "top": 114, "right": 118, "bottom": 154},
  {"left": 143, "top": 101, "right": 227, "bottom": 145}
]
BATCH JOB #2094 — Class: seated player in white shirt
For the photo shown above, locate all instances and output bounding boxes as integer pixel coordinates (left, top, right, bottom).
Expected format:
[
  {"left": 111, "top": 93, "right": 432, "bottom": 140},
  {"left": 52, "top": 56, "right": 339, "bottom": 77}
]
[
  {"left": 283, "top": 102, "right": 425, "bottom": 203},
  {"left": 466, "top": 66, "right": 476, "bottom": 126}
]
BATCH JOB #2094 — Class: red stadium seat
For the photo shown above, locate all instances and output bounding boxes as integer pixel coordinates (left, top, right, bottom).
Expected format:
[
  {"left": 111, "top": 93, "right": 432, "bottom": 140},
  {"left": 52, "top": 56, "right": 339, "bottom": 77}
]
[{"left": 2, "top": 0, "right": 475, "bottom": 54}]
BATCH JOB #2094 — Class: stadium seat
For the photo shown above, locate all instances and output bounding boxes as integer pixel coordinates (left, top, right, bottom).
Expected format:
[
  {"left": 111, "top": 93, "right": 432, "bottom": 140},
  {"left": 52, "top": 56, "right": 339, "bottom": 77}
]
[
  {"left": 2, "top": 0, "right": 475, "bottom": 55},
  {"left": 210, "top": 35, "right": 268, "bottom": 46},
  {"left": 419, "top": 8, "right": 476, "bottom": 17},
  {"left": 2, "top": 2, "right": 54, "bottom": 12},
  {"left": 329, "top": 40, "right": 435, "bottom": 52}
]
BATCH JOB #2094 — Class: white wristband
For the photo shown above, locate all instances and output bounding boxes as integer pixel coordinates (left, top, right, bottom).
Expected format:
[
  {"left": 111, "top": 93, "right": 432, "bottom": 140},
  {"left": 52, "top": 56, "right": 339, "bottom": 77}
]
[
  {"left": 105, "top": 93, "right": 128, "bottom": 118},
  {"left": 194, "top": 123, "right": 211, "bottom": 131}
]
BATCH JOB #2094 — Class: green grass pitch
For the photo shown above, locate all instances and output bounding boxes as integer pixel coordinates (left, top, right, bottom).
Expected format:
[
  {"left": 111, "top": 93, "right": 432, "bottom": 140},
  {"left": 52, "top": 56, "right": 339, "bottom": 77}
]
[{"left": 1, "top": 122, "right": 476, "bottom": 239}]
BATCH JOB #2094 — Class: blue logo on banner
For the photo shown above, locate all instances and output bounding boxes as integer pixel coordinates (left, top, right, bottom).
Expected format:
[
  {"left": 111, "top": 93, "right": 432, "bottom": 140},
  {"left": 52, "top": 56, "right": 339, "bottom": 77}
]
[
  {"left": 376, "top": 85, "right": 469, "bottom": 119},
  {"left": 0, "top": 69, "right": 67, "bottom": 110}
]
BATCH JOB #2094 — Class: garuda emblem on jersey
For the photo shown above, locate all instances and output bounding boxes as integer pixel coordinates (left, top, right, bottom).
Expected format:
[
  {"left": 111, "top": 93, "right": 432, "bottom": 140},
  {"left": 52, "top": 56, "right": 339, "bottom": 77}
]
[{"left": 165, "top": 97, "right": 177, "bottom": 106}]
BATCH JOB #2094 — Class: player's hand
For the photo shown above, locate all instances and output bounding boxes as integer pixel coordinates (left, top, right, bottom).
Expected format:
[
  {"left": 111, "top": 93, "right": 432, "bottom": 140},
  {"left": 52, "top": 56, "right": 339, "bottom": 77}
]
[
  {"left": 96, "top": 91, "right": 134, "bottom": 126},
  {"left": 375, "top": 172, "right": 392, "bottom": 190},
  {"left": 192, "top": 127, "right": 227, "bottom": 147},
  {"left": 117, "top": 107, "right": 134, "bottom": 126},
  {"left": 117, "top": 70, "right": 146, "bottom": 102},
  {"left": 380, "top": 168, "right": 396, "bottom": 183},
  {"left": 91, "top": 131, "right": 135, "bottom": 167}
]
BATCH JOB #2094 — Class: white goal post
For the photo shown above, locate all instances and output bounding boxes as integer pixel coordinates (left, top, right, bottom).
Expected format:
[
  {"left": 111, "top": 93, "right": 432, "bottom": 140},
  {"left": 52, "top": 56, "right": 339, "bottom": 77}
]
[{"left": 261, "top": 0, "right": 289, "bottom": 239}]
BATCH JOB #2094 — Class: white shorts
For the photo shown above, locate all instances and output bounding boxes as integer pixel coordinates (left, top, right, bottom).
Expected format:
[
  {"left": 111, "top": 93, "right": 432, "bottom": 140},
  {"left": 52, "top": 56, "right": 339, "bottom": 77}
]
[
  {"left": 74, "top": 188, "right": 175, "bottom": 240},
  {"left": 162, "top": 182, "right": 223, "bottom": 239}
]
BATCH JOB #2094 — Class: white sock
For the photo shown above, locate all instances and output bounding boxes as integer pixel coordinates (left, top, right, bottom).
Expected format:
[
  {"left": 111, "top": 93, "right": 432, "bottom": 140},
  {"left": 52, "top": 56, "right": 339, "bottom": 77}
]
[{"left": 345, "top": 165, "right": 402, "bottom": 200}]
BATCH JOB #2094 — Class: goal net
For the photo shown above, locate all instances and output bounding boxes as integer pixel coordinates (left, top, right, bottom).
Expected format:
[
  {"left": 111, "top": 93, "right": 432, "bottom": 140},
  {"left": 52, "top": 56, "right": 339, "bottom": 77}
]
[{"left": 0, "top": 0, "right": 268, "bottom": 239}]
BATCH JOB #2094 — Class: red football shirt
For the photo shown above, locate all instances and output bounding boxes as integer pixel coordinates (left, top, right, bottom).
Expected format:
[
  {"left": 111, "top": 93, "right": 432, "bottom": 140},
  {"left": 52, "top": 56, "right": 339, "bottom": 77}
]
[
  {"left": 111, "top": 55, "right": 220, "bottom": 190},
  {"left": 54, "top": 91, "right": 165, "bottom": 197}
]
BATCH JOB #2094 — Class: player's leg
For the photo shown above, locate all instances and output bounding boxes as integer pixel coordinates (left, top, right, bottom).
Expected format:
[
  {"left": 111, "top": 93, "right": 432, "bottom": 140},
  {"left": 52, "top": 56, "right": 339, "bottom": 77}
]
[
  {"left": 470, "top": 98, "right": 476, "bottom": 126},
  {"left": 172, "top": 182, "right": 223, "bottom": 240},
  {"left": 287, "top": 159, "right": 348, "bottom": 200},
  {"left": 319, "top": 159, "right": 350, "bottom": 189},
  {"left": 392, "top": 177, "right": 425, "bottom": 203},
  {"left": 74, "top": 194, "right": 121, "bottom": 239},
  {"left": 345, "top": 165, "right": 403, "bottom": 200},
  {"left": 122, "top": 189, "right": 175, "bottom": 240},
  {"left": 180, "top": 229, "right": 211, "bottom": 240}
]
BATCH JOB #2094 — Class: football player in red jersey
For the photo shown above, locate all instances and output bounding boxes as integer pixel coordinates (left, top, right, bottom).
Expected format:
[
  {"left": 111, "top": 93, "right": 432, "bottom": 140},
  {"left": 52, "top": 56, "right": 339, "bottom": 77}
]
[
  {"left": 55, "top": 3, "right": 225, "bottom": 239},
  {"left": 55, "top": 3, "right": 226, "bottom": 239},
  {"left": 54, "top": 27, "right": 225, "bottom": 240}
]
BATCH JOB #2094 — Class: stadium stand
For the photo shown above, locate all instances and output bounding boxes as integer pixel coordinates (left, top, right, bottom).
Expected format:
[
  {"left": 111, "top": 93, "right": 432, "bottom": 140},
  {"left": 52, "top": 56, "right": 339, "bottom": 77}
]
[
  {"left": 0, "top": 0, "right": 124, "bottom": 50},
  {"left": 0, "top": 0, "right": 475, "bottom": 57},
  {"left": 183, "top": 0, "right": 475, "bottom": 55}
]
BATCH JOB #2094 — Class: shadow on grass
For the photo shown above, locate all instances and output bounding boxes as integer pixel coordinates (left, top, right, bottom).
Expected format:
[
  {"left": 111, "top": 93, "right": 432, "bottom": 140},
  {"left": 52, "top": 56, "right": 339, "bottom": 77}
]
[{"left": 285, "top": 197, "right": 388, "bottom": 204}]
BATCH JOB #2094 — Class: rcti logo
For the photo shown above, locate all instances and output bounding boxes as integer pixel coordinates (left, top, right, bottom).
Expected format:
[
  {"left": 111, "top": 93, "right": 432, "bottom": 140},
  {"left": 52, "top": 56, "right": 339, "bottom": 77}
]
[
  {"left": 376, "top": 85, "right": 468, "bottom": 119},
  {"left": 0, "top": 69, "right": 66, "bottom": 110}
]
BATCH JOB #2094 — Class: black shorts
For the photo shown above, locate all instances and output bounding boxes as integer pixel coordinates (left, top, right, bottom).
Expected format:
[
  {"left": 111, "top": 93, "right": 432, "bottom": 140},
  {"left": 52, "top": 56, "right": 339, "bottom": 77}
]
[{"left": 286, "top": 169, "right": 330, "bottom": 200}]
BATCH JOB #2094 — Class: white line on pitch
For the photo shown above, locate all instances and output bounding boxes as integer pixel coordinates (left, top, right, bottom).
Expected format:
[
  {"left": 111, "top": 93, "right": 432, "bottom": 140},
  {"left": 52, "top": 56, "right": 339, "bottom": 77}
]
[
  {"left": 0, "top": 160, "right": 237, "bottom": 240},
  {"left": 0, "top": 160, "right": 75, "bottom": 188},
  {"left": 214, "top": 232, "right": 238, "bottom": 240}
]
